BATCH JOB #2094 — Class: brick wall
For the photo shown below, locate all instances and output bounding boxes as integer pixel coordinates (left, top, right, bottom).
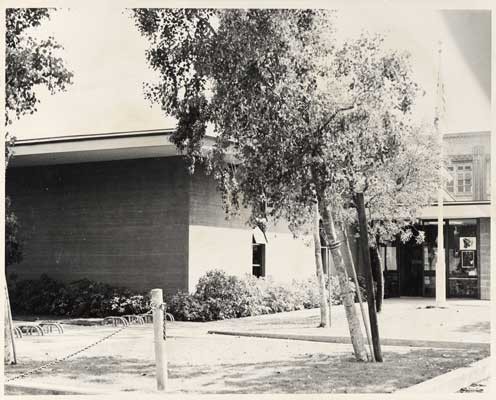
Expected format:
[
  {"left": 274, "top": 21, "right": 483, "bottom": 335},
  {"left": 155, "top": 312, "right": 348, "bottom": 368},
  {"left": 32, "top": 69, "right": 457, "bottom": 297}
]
[
  {"left": 6, "top": 156, "right": 190, "bottom": 294},
  {"left": 479, "top": 217, "right": 491, "bottom": 300}
]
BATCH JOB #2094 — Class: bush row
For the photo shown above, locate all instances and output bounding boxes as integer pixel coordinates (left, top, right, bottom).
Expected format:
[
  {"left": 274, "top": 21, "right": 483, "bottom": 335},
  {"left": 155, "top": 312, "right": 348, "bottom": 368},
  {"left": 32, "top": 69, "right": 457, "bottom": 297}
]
[
  {"left": 8, "top": 274, "right": 150, "bottom": 318},
  {"left": 165, "top": 270, "right": 366, "bottom": 321},
  {"left": 8, "top": 270, "right": 367, "bottom": 321}
]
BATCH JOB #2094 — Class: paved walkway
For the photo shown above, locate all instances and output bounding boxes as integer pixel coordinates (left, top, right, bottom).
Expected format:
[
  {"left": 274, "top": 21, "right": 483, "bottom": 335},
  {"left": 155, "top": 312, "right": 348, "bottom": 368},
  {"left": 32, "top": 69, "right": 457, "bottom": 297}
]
[
  {"left": 8, "top": 298, "right": 490, "bottom": 394},
  {"left": 203, "top": 298, "right": 490, "bottom": 345}
]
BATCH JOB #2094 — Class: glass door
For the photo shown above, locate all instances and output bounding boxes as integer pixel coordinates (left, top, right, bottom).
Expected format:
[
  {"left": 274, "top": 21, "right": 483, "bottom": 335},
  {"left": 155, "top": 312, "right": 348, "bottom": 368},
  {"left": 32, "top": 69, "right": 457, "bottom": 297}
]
[{"left": 447, "top": 219, "right": 479, "bottom": 298}]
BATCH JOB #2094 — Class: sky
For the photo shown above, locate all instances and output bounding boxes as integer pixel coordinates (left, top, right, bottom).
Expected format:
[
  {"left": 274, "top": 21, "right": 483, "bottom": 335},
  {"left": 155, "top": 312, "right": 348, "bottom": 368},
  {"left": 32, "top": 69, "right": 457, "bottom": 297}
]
[{"left": 8, "top": 7, "right": 492, "bottom": 139}]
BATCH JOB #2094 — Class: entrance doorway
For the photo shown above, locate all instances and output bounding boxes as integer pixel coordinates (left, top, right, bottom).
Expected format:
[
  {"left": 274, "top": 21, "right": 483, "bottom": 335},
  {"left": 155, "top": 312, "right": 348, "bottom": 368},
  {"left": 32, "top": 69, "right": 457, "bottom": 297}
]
[{"left": 399, "top": 243, "right": 423, "bottom": 296}]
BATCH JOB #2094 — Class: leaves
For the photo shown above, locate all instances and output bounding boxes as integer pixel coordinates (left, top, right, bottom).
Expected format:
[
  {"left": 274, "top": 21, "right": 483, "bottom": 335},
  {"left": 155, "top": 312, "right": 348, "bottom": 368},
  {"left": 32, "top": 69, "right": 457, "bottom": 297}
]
[
  {"left": 134, "top": 9, "right": 435, "bottom": 239},
  {"left": 5, "top": 8, "right": 73, "bottom": 126}
]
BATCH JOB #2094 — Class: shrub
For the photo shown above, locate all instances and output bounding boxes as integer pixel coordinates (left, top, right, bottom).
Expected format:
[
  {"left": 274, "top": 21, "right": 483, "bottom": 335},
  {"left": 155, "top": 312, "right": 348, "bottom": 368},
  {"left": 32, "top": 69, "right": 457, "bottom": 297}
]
[
  {"left": 239, "top": 274, "right": 272, "bottom": 315},
  {"left": 164, "top": 270, "right": 365, "bottom": 322},
  {"left": 194, "top": 270, "right": 250, "bottom": 320},
  {"left": 8, "top": 274, "right": 150, "bottom": 318},
  {"left": 7, "top": 269, "right": 368, "bottom": 321},
  {"left": 166, "top": 291, "right": 203, "bottom": 321}
]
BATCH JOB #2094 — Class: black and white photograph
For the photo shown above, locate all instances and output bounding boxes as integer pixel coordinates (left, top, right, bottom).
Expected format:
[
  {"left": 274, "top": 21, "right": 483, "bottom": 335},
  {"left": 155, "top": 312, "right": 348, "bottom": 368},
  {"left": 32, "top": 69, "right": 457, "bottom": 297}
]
[{"left": 2, "top": 0, "right": 493, "bottom": 396}]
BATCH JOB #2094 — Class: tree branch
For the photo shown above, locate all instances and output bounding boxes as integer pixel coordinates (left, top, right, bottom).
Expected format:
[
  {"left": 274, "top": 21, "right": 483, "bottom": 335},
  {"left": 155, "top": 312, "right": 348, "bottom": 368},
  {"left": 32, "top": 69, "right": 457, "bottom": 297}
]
[{"left": 316, "top": 102, "right": 356, "bottom": 136}]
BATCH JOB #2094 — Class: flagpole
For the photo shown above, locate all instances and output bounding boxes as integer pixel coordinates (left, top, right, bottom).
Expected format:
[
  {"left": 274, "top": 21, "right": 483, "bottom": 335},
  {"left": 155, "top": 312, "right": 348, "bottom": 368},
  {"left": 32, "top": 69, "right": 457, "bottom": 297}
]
[{"left": 435, "top": 41, "right": 446, "bottom": 307}]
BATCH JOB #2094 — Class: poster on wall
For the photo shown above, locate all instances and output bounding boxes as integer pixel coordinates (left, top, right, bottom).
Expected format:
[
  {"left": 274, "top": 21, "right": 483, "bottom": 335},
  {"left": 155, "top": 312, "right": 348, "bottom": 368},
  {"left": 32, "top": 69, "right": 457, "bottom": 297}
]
[
  {"left": 460, "top": 237, "right": 476, "bottom": 251},
  {"left": 461, "top": 250, "right": 475, "bottom": 268}
]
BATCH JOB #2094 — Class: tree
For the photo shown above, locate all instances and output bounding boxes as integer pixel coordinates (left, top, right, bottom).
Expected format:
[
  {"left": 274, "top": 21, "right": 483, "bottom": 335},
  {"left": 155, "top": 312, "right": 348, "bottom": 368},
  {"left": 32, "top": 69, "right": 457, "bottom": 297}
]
[
  {"left": 5, "top": 8, "right": 73, "bottom": 126},
  {"left": 4, "top": 8, "right": 73, "bottom": 365},
  {"left": 310, "top": 35, "right": 434, "bottom": 361},
  {"left": 364, "top": 124, "right": 439, "bottom": 312},
  {"left": 133, "top": 9, "right": 432, "bottom": 362},
  {"left": 133, "top": 8, "right": 335, "bottom": 329}
]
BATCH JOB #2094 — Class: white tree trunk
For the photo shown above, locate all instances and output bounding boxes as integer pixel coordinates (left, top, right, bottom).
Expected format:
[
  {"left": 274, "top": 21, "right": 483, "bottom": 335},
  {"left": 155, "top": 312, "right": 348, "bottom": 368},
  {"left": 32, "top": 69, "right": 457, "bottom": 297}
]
[
  {"left": 342, "top": 225, "right": 374, "bottom": 361},
  {"left": 374, "top": 246, "right": 385, "bottom": 313},
  {"left": 321, "top": 204, "right": 367, "bottom": 361},
  {"left": 312, "top": 201, "right": 330, "bottom": 328}
]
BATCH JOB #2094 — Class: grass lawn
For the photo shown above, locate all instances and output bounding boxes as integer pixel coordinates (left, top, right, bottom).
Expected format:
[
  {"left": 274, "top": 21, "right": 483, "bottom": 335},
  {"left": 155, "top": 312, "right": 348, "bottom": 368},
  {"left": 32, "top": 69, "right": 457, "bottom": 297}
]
[{"left": 4, "top": 328, "right": 489, "bottom": 394}]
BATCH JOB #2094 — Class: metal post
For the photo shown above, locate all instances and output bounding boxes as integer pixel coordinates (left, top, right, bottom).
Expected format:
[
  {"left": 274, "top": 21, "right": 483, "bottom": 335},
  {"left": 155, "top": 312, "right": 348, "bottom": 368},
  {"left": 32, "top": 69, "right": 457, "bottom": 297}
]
[
  {"left": 151, "top": 288, "right": 167, "bottom": 391},
  {"left": 435, "top": 42, "right": 447, "bottom": 307},
  {"left": 355, "top": 193, "right": 383, "bottom": 362},
  {"left": 436, "top": 190, "right": 446, "bottom": 306}
]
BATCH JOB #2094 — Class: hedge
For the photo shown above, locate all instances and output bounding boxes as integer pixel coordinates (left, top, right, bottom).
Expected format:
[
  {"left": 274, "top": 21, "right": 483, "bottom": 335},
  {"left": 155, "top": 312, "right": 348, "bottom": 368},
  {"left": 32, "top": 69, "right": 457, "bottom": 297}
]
[
  {"left": 166, "top": 270, "right": 366, "bottom": 321},
  {"left": 8, "top": 270, "right": 367, "bottom": 321},
  {"left": 8, "top": 274, "right": 150, "bottom": 318}
]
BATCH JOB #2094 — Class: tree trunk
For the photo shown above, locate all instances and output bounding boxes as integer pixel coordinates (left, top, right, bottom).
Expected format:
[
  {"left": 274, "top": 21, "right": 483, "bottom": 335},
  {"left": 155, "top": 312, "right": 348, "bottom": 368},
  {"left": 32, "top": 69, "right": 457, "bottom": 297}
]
[
  {"left": 342, "top": 224, "right": 374, "bottom": 361},
  {"left": 312, "top": 201, "right": 330, "bottom": 328},
  {"left": 4, "top": 282, "right": 16, "bottom": 365},
  {"left": 327, "top": 269, "right": 332, "bottom": 326},
  {"left": 355, "top": 192, "right": 383, "bottom": 362},
  {"left": 320, "top": 203, "right": 367, "bottom": 361},
  {"left": 373, "top": 246, "right": 384, "bottom": 313}
]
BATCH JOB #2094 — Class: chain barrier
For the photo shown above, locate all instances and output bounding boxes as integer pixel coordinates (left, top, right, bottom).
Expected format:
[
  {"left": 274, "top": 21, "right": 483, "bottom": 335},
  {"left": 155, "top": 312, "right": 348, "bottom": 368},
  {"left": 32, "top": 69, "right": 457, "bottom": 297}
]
[{"left": 6, "top": 305, "right": 168, "bottom": 383}]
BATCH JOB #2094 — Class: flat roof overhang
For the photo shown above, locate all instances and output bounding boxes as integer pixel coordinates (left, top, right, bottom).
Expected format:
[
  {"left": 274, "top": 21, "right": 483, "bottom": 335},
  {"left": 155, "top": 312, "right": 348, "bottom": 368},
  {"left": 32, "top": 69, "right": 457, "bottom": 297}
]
[
  {"left": 8, "top": 129, "right": 217, "bottom": 167},
  {"left": 419, "top": 201, "right": 492, "bottom": 219}
]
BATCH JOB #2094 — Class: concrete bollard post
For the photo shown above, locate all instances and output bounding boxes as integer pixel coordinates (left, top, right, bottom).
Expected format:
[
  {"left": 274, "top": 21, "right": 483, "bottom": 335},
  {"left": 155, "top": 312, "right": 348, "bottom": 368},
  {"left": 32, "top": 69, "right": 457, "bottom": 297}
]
[{"left": 151, "top": 288, "right": 167, "bottom": 391}]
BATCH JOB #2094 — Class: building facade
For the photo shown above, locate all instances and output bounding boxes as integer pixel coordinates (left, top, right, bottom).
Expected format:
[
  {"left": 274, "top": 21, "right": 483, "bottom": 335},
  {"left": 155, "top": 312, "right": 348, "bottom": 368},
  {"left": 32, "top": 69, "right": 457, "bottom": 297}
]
[
  {"left": 383, "top": 131, "right": 491, "bottom": 300},
  {"left": 6, "top": 130, "right": 491, "bottom": 299},
  {"left": 6, "top": 130, "right": 317, "bottom": 294}
]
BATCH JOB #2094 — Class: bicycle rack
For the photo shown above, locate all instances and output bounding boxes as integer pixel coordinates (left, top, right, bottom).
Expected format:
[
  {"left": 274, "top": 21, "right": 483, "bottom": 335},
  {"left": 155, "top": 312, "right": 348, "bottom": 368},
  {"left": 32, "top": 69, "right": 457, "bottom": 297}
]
[
  {"left": 16, "top": 325, "right": 44, "bottom": 336},
  {"left": 13, "top": 327, "right": 23, "bottom": 339},
  {"left": 139, "top": 313, "right": 153, "bottom": 323},
  {"left": 139, "top": 312, "right": 174, "bottom": 323},
  {"left": 39, "top": 322, "right": 64, "bottom": 334},
  {"left": 122, "top": 315, "right": 145, "bottom": 325},
  {"left": 102, "top": 316, "right": 129, "bottom": 327}
]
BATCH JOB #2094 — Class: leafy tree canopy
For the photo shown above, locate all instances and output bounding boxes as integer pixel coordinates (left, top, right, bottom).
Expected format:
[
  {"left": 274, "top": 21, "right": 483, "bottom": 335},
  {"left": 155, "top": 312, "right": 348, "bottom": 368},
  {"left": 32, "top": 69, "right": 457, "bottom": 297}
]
[
  {"left": 5, "top": 8, "right": 73, "bottom": 126},
  {"left": 133, "top": 9, "right": 435, "bottom": 239}
]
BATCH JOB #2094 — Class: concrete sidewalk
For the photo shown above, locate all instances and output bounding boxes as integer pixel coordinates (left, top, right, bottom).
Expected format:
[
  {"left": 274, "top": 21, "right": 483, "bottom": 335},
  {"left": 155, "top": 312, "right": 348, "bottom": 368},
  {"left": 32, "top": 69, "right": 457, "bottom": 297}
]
[
  {"left": 203, "top": 298, "right": 491, "bottom": 393},
  {"left": 204, "top": 298, "right": 490, "bottom": 345},
  {"left": 7, "top": 298, "right": 490, "bottom": 394}
]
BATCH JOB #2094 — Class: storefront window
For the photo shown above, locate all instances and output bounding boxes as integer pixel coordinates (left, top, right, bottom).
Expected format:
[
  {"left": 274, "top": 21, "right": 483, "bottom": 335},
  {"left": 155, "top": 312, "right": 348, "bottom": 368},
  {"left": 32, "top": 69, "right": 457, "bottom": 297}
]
[
  {"left": 447, "top": 219, "right": 478, "bottom": 297},
  {"left": 422, "top": 221, "right": 447, "bottom": 297},
  {"left": 423, "top": 221, "right": 445, "bottom": 271}
]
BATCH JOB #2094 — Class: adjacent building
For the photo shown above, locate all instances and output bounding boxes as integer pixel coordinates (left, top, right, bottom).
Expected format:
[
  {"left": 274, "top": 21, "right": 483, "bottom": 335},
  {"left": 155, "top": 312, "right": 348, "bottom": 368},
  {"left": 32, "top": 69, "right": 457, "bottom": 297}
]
[{"left": 382, "top": 131, "right": 491, "bottom": 300}]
